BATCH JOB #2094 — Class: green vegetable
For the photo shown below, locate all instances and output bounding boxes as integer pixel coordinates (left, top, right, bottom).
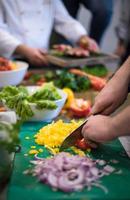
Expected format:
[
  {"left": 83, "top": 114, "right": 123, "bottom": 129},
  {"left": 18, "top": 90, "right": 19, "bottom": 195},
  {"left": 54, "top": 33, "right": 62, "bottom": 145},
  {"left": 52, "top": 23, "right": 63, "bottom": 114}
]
[
  {"left": 0, "top": 122, "right": 20, "bottom": 153},
  {"left": 29, "top": 74, "right": 43, "bottom": 83},
  {"left": 53, "top": 70, "right": 91, "bottom": 92},
  {"left": 76, "top": 76, "right": 91, "bottom": 92},
  {"left": 36, "top": 100, "right": 57, "bottom": 110},
  {"left": 0, "top": 83, "right": 61, "bottom": 121},
  {"left": 83, "top": 64, "right": 108, "bottom": 77},
  {"left": 30, "top": 82, "right": 61, "bottom": 101},
  {"left": 45, "top": 71, "right": 56, "bottom": 81}
]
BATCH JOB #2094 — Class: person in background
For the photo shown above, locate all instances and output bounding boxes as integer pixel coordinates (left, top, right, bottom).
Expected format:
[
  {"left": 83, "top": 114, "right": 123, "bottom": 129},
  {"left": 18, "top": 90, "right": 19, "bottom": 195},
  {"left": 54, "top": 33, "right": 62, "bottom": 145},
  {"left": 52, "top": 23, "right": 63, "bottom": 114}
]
[
  {"left": 51, "top": 0, "right": 113, "bottom": 46},
  {"left": 82, "top": 56, "right": 130, "bottom": 143},
  {"left": 115, "top": 0, "right": 130, "bottom": 63},
  {"left": 63, "top": 0, "right": 113, "bottom": 44},
  {"left": 0, "top": 0, "right": 98, "bottom": 67}
]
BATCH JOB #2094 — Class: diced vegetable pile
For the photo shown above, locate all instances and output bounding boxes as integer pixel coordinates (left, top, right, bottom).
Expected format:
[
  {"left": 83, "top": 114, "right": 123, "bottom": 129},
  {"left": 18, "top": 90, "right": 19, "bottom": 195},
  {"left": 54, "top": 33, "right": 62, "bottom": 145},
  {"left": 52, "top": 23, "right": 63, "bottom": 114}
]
[
  {"left": 26, "top": 152, "right": 116, "bottom": 193},
  {"left": 34, "top": 120, "right": 83, "bottom": 154}
]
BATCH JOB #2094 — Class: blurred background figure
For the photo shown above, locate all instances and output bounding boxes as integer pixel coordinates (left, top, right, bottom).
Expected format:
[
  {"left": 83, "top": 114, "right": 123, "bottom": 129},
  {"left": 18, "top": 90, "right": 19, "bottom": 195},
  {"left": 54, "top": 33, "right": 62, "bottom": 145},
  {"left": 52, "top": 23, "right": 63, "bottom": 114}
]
[
  {"left": 115, "top": 0, "right": 130, "bottom": 63},
  {"left": 51, "top": 0, "right": 113, "bottom": 46},
  {"left": 0, "top": 0, "right": 98, "bottom": 67}
]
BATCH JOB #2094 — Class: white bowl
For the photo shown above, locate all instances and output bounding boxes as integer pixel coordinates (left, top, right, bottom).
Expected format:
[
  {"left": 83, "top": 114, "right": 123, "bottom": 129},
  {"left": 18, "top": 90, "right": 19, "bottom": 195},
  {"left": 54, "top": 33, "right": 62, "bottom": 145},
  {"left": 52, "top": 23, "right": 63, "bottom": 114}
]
[
  {"left": 0, "top": 61, "right": 29, "bottom": 87},
  {"left": 27, "top": 87, "right": 67, "bottom": 122},
  {"left": 0, "top": 111, "right": 16, "bottom": 123}
]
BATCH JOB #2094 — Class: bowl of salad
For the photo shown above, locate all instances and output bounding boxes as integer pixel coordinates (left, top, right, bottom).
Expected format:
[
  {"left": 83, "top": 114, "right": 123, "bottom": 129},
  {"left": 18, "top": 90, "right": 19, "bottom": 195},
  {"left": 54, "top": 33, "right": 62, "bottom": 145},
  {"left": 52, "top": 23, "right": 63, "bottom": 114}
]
[
  {"left": 27, "top": 85, "right": 67, "bottom": 121},
  {"left": 0, "top": 83, "right": 67, "bottom": 122},
  {"left": 0, "top": 57, "right": 29, "bottom": 87}
]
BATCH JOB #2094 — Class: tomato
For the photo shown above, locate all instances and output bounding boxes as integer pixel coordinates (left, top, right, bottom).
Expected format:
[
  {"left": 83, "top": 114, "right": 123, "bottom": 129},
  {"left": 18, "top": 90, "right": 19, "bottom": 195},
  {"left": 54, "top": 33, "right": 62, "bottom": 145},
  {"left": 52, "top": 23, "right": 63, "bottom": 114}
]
[
  {"left": 75, "top": 138, "right": 91, "bottom": 150},
  {"left": 36, "top": 78, "right": 46, "bottom": 86},
  {"left": 70, "top": 98, "right": 91, "bottom": 117},
  {"left": 24, "top": 72, "right": 33, "bottom": 80}
]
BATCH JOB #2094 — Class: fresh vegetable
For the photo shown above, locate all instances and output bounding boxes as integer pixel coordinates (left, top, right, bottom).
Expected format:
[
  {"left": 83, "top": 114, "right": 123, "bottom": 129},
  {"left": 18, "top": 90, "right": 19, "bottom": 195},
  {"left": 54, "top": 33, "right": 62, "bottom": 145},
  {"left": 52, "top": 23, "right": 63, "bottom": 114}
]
[
  {"left": 0, "top": 57, "right": 17, "bottom": 71},
  {"left": 36, "top": 100, "right": 57, "bottom": 110},
  {"left": 75, "top": 138, "right": 91, "bottom": 150},
  {"left": 44, "top": 71, "right": 55, "bottom": 81},
  {"left": 83, "top": 64, "right": 108, "bottom": 77},
  {"left": 54, "top": 70, "right": 91, "bottom": 92},
  {"left": 29, "top": 82, "right": 61, "bottom": 101},
  {"left": 0, "top": 121, "right": 20, "bottom": 153},
  {"left": 70, "top": 98, "right": 91, "bottom": 117},
  {"left": 0, "top": 83, "right": 61, "bottom": 121},
  {"left": 34, "top": 120, "right": 92, "bottom": 156},
  {"left": 24, "top": 72, "right": 46, "bottom": 86},
  {"left": 35, "top": 120, "right": 82, "bottom": 149},
  {"left": 26, "top": 152, "right": 116, "bottom": 193},
  {"left": 63, "top": 88, "right": 75, "bottom": 109},
  {"left": 70, "top": 68, "right": 106, "bottom": 91}
]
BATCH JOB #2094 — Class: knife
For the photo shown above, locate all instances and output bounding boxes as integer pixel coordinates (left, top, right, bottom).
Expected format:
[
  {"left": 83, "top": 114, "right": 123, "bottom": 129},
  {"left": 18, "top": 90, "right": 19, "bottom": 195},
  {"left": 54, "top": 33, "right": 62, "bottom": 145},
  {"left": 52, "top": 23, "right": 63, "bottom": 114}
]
[{"left": 60, "top": 117, "right": 97, "bottom": 151}]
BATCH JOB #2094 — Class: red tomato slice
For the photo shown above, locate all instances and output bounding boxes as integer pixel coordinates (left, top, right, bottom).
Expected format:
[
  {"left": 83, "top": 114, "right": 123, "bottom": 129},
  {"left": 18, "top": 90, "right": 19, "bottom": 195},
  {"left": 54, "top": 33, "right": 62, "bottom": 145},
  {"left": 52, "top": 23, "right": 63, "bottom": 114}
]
[
  {"left": 70, "top": 99, "right": 91, "bottom": 117},
  {"left": 75, "top": 138, "right": 91, "bottom": 150}
]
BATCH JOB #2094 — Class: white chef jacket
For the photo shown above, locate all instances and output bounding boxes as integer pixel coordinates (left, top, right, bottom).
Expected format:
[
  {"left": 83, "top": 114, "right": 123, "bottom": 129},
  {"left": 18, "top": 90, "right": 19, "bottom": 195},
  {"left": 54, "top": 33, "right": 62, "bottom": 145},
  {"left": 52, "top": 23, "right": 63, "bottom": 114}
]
[{"left": 0, "top": 0, "right": 87, "bottom": 58}]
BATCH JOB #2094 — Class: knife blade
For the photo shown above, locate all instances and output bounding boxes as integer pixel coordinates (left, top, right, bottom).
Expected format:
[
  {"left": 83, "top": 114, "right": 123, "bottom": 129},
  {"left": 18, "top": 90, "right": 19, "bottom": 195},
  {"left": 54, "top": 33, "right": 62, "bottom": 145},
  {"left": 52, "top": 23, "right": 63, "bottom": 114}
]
[{"left": 60, "top": 119, "right": 88, "bottom": 151}]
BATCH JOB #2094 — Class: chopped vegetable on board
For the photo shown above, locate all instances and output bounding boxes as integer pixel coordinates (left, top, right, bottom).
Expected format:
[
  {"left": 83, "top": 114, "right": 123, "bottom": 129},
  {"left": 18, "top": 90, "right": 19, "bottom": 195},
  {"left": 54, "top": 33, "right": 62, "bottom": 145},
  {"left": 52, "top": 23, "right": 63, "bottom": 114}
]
[
  {"left": 35, "top": 120, "right": 82, "bottom": 148},
  {"left": 26, "top": 152, "right": 118, "bottom": 193}
]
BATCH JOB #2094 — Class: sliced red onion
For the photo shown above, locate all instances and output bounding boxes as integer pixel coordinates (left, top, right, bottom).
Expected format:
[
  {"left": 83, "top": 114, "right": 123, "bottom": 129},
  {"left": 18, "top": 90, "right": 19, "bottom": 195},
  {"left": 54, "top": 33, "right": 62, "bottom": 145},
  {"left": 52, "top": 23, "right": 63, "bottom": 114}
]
[
  {"left": 97, "top": 160, "right": 106, "bottom": 166},
  {"left": 27, "top": 152, "right": 118, "bottom": 193},
  {"left": 47, "top": 172, "right": 58, "bottom": 188},
  {"left": 103, "top": 165, "right": 115, "bottom": 174}
]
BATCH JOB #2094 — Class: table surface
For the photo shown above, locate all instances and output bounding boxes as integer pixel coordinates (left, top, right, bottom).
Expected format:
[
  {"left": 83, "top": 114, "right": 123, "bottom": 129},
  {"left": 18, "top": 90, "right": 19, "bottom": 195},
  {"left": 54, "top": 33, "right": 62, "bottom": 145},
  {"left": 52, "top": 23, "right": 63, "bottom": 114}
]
[{"left": 7, "top": 122, "right": 130, "bottom": 200}]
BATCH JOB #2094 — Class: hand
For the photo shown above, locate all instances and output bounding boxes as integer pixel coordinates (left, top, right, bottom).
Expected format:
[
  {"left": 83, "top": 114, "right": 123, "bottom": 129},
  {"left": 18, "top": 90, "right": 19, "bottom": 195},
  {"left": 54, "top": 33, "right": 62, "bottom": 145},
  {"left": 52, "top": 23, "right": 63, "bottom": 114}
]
[
  {"left": 92, "top": 68, "right": 129, "bottom": 115},
  {"left": 82, "top": 115, "right": 117, "bottom": 143},
  {"left": 78, "top": 35, "right": 99, "bottom": 53},
  {"left": 15, "top": 45, "right": 48, "bottom": 66}
]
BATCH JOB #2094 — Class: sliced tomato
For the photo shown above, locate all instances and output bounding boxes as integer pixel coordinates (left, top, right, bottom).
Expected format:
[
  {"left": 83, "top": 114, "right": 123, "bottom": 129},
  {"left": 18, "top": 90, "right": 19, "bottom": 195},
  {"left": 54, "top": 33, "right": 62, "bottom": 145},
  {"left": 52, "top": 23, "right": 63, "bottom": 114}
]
[
  {"left": 75, "top": 138, "right": 91, "bottom": 150},
  {"left": 70, "top": 98, "right": 91, "bottom": 117}
]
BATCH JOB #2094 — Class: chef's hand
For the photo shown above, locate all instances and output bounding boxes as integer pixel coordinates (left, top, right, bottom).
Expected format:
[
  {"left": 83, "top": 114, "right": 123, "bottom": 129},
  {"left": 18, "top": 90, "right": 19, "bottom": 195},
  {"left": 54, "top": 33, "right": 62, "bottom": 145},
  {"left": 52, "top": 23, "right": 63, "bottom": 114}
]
[
  {"left": 82, "top": 106, "right": 130, "bottom": 143},
  {"left": 14, "top": 45, "right": 48, "bottom": 66},
  {"left": 82, "top": 115, "right": 117, "bottom": 143},
  {"left": 92, "top": 57, "right": 130, "bottom": 115},
  {"left": 78, "top": 35, "right": 99, "bottom": 53}
]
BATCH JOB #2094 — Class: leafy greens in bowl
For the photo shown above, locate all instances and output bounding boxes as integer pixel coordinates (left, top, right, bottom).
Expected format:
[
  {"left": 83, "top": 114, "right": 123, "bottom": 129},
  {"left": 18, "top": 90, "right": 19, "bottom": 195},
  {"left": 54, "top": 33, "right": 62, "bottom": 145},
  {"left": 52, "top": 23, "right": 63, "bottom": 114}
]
[{"left": 0, "top": 83, "right": 67, "bottom": 122}]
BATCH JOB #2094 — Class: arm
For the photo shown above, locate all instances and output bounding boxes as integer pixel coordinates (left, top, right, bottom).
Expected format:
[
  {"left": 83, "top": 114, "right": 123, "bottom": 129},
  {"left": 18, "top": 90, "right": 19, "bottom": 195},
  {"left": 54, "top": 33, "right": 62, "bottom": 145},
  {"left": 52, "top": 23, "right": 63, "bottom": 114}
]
[
  {"left": 53, "top": 0, "right": 87, "bottom": 44},
  {"left": 53, "top": 0, "right": 99, "bottom": 51},
  {"left": 0, "top": 2, "right": 22, "bottom": 58},
  {"left": 92, "top": 56, "right": 130, "bottom": 115},
  {"left": 0, "top": 3, "right": 48, "bottom": 66}
]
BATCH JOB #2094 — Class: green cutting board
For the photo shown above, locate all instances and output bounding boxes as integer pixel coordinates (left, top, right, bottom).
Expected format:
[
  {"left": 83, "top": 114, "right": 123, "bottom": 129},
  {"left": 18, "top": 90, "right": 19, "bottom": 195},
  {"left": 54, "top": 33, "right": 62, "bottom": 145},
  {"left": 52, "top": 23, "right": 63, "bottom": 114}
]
[{"left": 7, "top": 122, "right": 130, "bottom": 200}]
